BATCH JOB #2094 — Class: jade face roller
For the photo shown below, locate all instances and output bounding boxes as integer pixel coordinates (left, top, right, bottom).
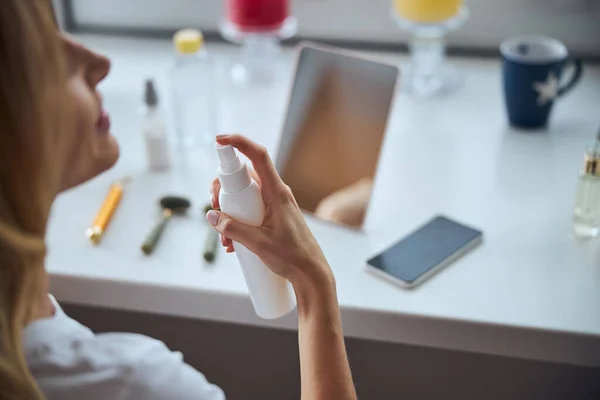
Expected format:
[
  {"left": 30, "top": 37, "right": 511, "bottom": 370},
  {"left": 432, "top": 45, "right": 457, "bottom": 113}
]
[{"left": 141, "top": 196, "right": 191, "bottom": 255}]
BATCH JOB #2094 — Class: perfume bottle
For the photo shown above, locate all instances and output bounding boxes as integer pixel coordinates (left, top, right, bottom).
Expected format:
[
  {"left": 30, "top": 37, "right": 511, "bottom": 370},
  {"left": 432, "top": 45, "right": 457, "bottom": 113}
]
[{"left": 573, "top": 134, "right": 600, "bottom": 238}]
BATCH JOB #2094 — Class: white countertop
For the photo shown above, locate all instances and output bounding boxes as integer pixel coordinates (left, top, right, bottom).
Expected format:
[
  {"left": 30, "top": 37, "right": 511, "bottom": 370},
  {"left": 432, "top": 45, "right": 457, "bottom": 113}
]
[{"left": 48, "top": 35, "right": 600, "bottom": 367}]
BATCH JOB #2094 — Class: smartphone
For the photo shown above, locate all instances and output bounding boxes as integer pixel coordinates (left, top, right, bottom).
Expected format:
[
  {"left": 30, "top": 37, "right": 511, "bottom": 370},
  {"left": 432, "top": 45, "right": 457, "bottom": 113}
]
[{"left": 367, "top": 216, "right": 483, "bottom": 288}]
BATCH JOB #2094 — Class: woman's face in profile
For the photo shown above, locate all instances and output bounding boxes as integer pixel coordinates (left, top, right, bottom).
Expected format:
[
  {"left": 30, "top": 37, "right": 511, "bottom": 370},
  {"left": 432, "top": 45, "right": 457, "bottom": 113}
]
[{"left": 59, "top": 33, "right": 119, "bottom": 190}]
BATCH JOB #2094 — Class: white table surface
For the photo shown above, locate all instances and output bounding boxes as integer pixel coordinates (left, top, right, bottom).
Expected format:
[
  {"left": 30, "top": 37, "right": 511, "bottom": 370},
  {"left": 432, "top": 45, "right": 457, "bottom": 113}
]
[{"left": 48, "top": 35, "right": 600, "bottom": 367}]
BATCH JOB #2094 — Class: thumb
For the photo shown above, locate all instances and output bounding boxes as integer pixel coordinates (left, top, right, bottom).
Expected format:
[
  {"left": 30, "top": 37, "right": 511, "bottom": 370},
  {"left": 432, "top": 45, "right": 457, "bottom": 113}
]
[{"left": 205, "top": 210, "right": 263, "bottom": 249}]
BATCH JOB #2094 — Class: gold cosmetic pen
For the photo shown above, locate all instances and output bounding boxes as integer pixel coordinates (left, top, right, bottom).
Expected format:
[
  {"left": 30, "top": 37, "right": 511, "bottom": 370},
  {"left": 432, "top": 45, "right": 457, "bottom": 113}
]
[{"left": 86, "top": 179, "right": 126, "bottom": 244}]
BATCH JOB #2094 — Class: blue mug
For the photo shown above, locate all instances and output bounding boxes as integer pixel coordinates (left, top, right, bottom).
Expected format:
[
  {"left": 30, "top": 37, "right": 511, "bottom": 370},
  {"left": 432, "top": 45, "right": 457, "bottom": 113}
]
[{"left": 500, "top": 36, "right": 583, "bottom": 129}]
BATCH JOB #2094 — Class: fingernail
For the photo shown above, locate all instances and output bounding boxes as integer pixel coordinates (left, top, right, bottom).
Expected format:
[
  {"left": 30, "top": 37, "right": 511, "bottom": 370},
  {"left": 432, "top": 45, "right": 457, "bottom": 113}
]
[
  {"left": 216, "top": 134, "right": 229, "bottom": 140},
  {"left": 206, "top": 210, "right": 220, "bottom": 226},
  {"left": 210, "top": 194, "right": 215, "bottom": 207}
]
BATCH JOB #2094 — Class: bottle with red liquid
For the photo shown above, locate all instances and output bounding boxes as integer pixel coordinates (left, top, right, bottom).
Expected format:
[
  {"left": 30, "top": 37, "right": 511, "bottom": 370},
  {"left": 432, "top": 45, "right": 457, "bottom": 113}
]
[{"left": 226, "top": 0, "right": 289, "bottom": 32}]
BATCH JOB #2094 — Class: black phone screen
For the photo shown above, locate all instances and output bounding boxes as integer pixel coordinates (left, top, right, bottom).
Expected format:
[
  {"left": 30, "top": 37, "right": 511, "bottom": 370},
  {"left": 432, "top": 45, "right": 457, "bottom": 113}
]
[{"left": 367, "top": 216, "right": 482, "bottom": 284}]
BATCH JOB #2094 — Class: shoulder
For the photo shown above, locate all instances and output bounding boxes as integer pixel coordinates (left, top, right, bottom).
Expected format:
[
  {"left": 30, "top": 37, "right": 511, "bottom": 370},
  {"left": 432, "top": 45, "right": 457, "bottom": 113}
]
[
  {"left": 110, "top": 333, "right": 225, "bottom": 400},
  {"left": 30, "top": 331, "right": 225, "bottom": 400},
  {"left": 95, "top": 333, "right": 225, "bottom": 400}
]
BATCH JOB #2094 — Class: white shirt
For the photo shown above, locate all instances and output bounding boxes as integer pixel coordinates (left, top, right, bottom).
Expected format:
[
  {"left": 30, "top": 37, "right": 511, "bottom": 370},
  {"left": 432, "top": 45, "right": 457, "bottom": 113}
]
[{"left": 24, "top": 297, "right": 225, "bottom": 400}]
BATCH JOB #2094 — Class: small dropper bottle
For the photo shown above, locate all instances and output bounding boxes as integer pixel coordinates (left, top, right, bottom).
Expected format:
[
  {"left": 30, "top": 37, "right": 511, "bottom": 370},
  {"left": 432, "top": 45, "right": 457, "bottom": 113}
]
[
  {"left": 573, "top": 128, "right": 600, "bottom": 238},
  {"left": 142, "top": 79, "right": 171, "bottom": 171}
]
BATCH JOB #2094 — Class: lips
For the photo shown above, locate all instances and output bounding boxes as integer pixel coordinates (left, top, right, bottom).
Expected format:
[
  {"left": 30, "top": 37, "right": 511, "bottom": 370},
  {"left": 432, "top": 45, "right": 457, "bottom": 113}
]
[{"left": 97, "top": 110, "right": 111, "bottom": 133}]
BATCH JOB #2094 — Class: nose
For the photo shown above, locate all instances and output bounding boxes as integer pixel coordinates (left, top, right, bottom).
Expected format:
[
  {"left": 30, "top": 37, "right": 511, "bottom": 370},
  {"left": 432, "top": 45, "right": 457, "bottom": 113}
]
[{"left": 86, "top": 51, "right": 111, "bottom": 88}]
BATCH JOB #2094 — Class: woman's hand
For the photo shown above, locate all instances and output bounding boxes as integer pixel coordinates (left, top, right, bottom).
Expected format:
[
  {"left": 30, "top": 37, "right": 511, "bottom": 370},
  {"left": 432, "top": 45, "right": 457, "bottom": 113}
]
[
  {"left": 207, "top": 134, "right": 334, "bottom": 291},
  {"left": 208, "top": 135, "right": 356, "bottom": 400}
]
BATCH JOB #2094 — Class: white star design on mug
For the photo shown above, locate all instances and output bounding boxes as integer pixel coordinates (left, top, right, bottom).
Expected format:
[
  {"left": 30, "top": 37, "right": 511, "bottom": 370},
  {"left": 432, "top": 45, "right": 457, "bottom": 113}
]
[{"left": 533, "top": 73, "right": 559, "bottom": 106}]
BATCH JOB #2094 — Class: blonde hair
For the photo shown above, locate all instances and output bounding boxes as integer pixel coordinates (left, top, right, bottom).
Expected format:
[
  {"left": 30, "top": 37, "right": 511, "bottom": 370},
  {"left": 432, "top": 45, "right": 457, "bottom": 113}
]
[{"left": 0, "top": 0, "right": 71, "bottom": 398}]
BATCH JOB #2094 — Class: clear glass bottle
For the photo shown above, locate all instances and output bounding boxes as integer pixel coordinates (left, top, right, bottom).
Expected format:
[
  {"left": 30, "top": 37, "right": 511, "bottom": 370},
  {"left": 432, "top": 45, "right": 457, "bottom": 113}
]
[
  {"left": 573, "top": 138, "right": 600, "bottom": 238},
  {"left": 171, "top": 29, "right": 216, "bottom": 149}
]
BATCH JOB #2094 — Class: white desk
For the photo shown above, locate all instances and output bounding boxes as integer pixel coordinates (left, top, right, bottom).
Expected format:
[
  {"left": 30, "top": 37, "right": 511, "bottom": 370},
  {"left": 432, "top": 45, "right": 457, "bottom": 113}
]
[{"left": 48, "top": 35, "right": 600, "bottom": 367}]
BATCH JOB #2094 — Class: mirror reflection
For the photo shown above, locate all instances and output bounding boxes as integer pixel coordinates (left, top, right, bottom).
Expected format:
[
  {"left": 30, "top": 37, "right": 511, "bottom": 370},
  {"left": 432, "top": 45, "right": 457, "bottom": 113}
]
[{"left": 276, "top": 45, "right": 398, "bottom": 229}]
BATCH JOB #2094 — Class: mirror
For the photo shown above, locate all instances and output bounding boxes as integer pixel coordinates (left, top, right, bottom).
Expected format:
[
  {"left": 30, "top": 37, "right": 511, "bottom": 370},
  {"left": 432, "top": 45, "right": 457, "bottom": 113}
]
[{"left": 276, "top": 43, "right": 399, "bottom": 229}]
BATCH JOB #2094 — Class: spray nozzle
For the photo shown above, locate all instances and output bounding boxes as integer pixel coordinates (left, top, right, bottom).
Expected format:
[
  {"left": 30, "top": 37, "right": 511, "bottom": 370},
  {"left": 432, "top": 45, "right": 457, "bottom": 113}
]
[
  {"left": 216, "top": 144, "right": 251, "bottom": 192},
  {"left": 216, "top": 144, "right": 243, "bottom": 174},
  {"left": 216, "top": 144, "right": 237, "bottom": 163}
]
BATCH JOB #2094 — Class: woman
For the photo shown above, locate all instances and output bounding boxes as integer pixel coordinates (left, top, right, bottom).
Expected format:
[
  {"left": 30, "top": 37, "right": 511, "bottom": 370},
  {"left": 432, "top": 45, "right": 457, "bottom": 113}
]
[{"left": 0, "top": 1, "right": 356, "bottom": 399}]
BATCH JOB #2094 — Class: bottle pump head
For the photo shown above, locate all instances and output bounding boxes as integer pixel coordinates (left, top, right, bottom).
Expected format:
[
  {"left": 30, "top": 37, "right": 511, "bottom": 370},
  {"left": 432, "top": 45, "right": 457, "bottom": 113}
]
[
  {"left": 216, "top": 145, "right": 241, "bottom": 173},
  {"left": 217, "top": 145, "right": 251, "bottom": 192}
]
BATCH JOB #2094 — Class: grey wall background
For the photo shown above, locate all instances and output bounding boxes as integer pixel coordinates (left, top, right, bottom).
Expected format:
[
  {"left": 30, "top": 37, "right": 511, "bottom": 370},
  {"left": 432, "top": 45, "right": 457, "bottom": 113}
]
[{"left": 63, "top": 303, "right": 600, "bottom": 400}]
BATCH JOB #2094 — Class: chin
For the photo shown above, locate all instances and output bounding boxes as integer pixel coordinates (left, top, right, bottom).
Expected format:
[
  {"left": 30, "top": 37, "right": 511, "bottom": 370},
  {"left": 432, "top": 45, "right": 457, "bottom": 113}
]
[
  {"left": 100, "top": 135, "right": 120, "bottom": 171},
  {"left": 60, "top": 137, "right": 120, "bottom": 192},
  {"left": 91, "top": 138, "right": 121, "bottom": 180}
]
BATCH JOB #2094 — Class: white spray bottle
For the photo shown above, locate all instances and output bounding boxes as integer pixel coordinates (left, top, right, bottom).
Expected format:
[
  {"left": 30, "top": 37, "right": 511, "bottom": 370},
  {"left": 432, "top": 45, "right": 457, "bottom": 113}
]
[{"left": 216, "top": 145, "right": 297, "bottom": 319}]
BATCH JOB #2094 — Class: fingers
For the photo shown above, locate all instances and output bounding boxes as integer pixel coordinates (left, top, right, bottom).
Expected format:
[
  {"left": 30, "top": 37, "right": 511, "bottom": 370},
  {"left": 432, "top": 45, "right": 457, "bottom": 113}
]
[
  {"left": 216, "top": 135, "right": 282, "bottom": 195},
  {"left": 220, "top": 233, "right": 234, "bottom": 253},
  {"left": 206, "top": 210, "right": 264, "bottom": 252},
  {"left": 248, "top": 167, "right": 260, "bottom": 184},
  {"left": 221, "top": 234, "right": 233, "bottom": 248},
  {"left": 210, "top": 178, "right": 220, "bottom": 209}
]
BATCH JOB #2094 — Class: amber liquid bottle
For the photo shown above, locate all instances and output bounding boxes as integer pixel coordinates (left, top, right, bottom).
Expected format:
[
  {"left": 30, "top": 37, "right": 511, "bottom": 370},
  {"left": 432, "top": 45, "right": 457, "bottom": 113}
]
[{"left": 574, "top": 133, "right": 600, "bottom": 238}]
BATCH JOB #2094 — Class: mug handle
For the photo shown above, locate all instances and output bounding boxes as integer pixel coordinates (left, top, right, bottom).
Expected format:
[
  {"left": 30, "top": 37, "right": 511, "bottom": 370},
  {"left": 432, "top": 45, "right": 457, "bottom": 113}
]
[{"left": 558, "top": 58, "right": 583, "bottom": 97}]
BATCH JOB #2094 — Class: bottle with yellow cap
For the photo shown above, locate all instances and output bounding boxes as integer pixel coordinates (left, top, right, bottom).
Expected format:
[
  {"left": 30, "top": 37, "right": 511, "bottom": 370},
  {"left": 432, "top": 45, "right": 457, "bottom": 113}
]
[
  {"left": 171, "top": 29, "right": 216, "bottom": 149},
  {"left": 574, "top": 129, "right": 600, "bottom": 238}
]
